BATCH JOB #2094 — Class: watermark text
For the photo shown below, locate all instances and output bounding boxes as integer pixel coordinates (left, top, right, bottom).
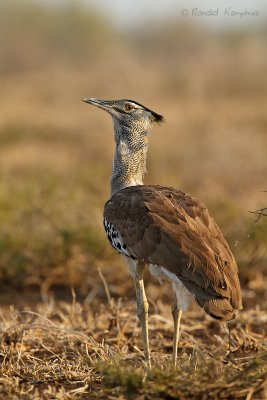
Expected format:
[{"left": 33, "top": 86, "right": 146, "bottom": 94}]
[{"left": 181, "top": 7, "right": 260, "bottom": 19}]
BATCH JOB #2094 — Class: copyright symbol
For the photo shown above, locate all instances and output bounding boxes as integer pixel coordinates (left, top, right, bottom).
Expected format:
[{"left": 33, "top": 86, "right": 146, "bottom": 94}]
[{"left": 181, "top": 9, "right": 188, "bottom": 17}]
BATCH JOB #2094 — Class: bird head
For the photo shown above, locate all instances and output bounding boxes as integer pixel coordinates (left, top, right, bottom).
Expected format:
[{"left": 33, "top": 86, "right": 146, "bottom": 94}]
[{"left": 83, "top": 98, "right": 164, "bottom": 132}]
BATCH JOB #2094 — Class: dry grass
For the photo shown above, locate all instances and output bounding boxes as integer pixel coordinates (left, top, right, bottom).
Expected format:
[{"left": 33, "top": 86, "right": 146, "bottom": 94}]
[
  {"left": 0, "top": 285, "right": 266, "bottom": 399},
  {"left": 0, "top": 1, "right": 267, "bottom": 398}
]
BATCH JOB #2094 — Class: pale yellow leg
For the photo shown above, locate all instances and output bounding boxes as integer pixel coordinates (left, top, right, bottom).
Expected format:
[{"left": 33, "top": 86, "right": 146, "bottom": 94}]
[
  {"left": 172, "top": 298, "right": 182, "bottom": 368},
  {"left": 134, "top": 262, "right": 151, "bottom": 369}
]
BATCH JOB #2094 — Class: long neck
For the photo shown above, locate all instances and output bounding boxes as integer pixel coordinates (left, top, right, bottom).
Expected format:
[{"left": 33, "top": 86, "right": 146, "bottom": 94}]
[{"left": 110, "top": 123, "right": 149, "bottom": 196}]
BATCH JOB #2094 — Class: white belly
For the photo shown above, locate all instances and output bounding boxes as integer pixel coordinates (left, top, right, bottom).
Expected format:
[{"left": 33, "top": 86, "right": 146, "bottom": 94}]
[
  {"left": 148, "top": 264, "right": 192, "bottom": 311},
  {"left": 121, "top": 255, "right": 192, "bottom": 312}
]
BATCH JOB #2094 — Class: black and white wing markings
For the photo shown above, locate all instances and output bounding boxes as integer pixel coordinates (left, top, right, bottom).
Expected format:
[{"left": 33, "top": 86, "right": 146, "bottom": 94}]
[{"left": 103, "top": 218, "right": 136, "bottom": 259}]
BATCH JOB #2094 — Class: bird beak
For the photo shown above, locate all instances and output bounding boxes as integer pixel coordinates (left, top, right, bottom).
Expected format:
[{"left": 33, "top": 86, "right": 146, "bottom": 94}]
[{"left": 82, "top": 98, "right": 114, "bottom": 111}]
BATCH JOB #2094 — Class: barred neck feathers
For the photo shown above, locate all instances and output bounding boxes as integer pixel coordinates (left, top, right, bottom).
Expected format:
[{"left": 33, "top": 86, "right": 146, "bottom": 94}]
[{"left": 110, "top": 121, "right": 149, "bottom": 196}]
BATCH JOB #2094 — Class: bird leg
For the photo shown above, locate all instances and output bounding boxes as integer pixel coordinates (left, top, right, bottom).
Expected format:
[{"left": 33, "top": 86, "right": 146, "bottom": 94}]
[
  {"left": 134, "top": 261, "right": 151, "bottom": 369},
  {"left": 172, "top": 297, "right": 182, "bottom": 368}
]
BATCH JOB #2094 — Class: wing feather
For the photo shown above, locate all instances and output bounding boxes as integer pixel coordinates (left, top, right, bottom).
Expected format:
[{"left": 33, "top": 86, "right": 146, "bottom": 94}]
[{"left": 104, "top": 185, "right": 242, "bottom": 320}]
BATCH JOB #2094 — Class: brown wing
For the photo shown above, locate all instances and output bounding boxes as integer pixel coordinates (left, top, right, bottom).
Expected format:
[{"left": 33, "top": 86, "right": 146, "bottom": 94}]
[{"left": 104, "top": 185, "right": 242, "bottom": 320}]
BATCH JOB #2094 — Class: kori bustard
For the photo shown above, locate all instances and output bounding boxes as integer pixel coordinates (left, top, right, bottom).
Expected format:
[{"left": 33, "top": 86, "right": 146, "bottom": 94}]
[{"left": 83, "top": 98, "right": 242, "bottom": 368}]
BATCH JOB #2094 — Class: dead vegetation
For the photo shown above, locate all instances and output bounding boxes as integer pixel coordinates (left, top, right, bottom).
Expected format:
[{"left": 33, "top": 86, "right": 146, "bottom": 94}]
[{"left": 0, "top": 286, "right": 266, "bottom": 399}]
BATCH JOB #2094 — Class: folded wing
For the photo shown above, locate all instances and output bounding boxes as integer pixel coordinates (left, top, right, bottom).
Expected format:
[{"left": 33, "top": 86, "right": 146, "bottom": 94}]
[{"left": 104, "top": 185, "right": 242, "bottom": 320}]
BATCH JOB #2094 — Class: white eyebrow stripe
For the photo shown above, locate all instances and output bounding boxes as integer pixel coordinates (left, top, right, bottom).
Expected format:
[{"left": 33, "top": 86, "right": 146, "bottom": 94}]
[{"left": 129, "top": 102, "right": 142, "bottom": 109}]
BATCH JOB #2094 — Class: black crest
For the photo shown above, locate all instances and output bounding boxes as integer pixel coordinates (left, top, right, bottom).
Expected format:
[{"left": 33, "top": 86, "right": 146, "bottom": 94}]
[{"left": 126, "top": 99, "right": 165, "bottom": 124}]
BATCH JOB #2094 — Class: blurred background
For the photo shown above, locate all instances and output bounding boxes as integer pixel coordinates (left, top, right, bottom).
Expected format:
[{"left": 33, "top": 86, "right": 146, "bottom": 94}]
[{"left": 0, "top": 0, "right": 266, "bottom": 308}]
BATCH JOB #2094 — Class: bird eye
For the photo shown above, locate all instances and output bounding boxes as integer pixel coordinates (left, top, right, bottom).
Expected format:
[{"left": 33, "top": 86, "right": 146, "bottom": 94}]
[{"left": 125, "top": 103, "right": 134, "bottom": 112}]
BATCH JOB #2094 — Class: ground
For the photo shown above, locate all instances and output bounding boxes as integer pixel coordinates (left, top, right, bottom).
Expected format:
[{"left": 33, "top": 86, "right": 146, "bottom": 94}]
[{"left": 0, "top": 273, "right": 266, "bottom": 399}]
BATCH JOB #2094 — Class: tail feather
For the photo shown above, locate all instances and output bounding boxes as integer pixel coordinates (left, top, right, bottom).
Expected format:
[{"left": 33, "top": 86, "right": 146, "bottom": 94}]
[{"left": 203, "top": 298, "right": 240, "bottom": 321}]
